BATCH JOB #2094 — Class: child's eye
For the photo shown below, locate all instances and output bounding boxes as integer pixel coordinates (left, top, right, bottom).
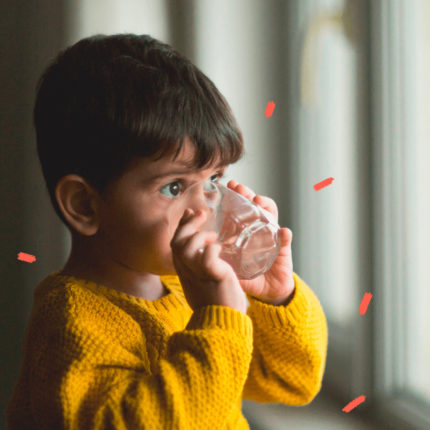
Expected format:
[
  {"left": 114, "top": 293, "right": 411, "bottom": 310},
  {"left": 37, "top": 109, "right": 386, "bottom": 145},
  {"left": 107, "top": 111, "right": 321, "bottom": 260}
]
[{"left": 159, "top": 172, "right": 224, "bottom": 199}]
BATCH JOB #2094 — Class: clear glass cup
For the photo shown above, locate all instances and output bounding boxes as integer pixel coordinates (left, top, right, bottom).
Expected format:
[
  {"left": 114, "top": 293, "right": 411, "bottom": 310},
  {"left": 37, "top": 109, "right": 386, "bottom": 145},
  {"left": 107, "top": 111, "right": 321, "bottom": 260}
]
[{"left": 171, "top": 179, "right": 281, "bottom": 280}]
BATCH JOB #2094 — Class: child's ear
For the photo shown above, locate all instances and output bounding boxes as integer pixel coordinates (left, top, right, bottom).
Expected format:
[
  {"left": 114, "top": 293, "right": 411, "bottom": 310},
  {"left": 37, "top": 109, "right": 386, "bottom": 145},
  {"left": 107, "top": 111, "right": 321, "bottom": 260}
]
[{"left": 55, "top": 175, "right": 100, "bottom": 236}]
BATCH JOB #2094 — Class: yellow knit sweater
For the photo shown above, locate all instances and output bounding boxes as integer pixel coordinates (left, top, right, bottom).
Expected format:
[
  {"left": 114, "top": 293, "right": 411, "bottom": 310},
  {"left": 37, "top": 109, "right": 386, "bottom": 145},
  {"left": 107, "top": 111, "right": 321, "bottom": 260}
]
[{"left": 7, "top": 270, "right": 327, "bottom": 429}]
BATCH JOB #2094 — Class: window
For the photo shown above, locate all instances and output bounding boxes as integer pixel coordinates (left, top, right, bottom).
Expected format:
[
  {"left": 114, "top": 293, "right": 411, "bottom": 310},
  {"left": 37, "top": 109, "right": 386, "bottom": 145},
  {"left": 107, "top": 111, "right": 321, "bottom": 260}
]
[
  {"left": 292, "top": 0, "right": 363, "bottom": 326},
  {"left": 372, "top": 0, "right": 430, "bottom": 426},
  {"left": 288, "top": 0, "right": 430, "bottom": 427},
  {"left": 402, "top": 0, "right": 430, "bottom": 405}
]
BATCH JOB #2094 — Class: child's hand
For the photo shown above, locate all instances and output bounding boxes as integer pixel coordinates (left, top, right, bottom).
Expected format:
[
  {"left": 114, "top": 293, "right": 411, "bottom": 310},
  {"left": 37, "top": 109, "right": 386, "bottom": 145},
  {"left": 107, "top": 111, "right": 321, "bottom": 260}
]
[
  {"left": 226, "top": 180, "right": 295, "bottom": 306},
  {"left": 170, "top": 208, "right": 248, "bottom": 314}
]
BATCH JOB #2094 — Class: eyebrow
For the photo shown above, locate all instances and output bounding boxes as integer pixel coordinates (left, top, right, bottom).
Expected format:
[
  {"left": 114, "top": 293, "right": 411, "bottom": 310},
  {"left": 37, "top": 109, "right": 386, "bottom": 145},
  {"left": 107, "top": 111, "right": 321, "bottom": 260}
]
[{"left": 144, "top": 163, "right": 227, "bottom": 184}]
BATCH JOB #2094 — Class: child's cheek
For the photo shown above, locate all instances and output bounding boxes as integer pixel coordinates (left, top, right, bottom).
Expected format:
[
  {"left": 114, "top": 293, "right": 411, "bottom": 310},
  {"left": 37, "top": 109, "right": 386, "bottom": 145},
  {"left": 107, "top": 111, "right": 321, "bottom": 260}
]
[{"left": 163, "top": 206, "right": 185, "bottom": 240}]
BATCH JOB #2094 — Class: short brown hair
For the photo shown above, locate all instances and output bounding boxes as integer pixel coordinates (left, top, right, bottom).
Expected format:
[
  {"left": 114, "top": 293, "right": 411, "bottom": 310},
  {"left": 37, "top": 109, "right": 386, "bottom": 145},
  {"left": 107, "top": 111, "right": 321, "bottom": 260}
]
[{"left": 34, "top": 33, "right": 244, "bottom": 228}]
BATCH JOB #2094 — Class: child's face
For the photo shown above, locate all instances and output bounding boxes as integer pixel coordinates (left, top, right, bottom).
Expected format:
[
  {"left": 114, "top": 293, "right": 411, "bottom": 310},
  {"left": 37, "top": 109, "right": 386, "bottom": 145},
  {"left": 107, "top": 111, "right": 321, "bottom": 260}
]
[{"left": 94, "top": 139, "right": 227, "bottom": 277}]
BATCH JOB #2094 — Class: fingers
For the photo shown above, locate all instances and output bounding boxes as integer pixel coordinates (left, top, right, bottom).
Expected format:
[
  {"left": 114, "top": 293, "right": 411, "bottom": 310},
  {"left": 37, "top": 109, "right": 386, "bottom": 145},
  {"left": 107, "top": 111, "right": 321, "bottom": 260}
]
[
  {"left": 227, "top": 180, "right": 256, "bottom": 200},
  {"left": 182, "top": 230, "right": 218, "bottom": 261},
  {"left": 227, "top": 179, "right": 279, "bottom": 222},
  {"left": 200, "top": 242, "right": 229, "bottom": 280},
  {"left": 171, "top": 208, "right": 219, "bottom": 267},
  {"left": 171, "top": 209, "right": 207, "bottom": 247},
  {"left": 276, "top": 227, "right": 294, "bottom": 258},
  {"left": 253, "top": 195, "right": 278, "bottom": 222}
]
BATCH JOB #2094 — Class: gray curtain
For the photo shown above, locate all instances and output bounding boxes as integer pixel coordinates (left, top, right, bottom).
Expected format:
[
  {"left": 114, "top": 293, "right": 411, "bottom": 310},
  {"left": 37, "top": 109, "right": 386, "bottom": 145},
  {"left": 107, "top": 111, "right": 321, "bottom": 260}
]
[{"left": 1, "top": 2, "right": 69, "bottom": 427}]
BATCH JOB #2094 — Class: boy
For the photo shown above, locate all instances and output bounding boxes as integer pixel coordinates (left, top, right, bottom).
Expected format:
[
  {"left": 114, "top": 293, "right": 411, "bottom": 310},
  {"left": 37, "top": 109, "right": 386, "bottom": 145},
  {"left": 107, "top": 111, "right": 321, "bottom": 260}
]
[{"left": 7, "top": 34, "right": 328, "bottom": 429}]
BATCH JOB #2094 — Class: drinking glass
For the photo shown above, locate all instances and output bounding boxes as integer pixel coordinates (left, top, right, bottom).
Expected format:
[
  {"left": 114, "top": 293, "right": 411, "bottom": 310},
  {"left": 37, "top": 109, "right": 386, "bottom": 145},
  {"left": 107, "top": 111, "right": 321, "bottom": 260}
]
[{"left": 172, "top": 179, "right": 281, "bottom": 280}]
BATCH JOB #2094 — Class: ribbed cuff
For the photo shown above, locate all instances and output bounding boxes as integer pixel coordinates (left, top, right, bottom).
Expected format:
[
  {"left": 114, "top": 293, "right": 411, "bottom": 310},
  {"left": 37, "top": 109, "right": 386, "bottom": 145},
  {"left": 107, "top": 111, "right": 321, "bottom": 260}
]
[
  {"left": 186, "top": 305, "right": 253, "bottom": 337},
  {"left": 246, "top": 272, "right": 312, "bottom": 328}
]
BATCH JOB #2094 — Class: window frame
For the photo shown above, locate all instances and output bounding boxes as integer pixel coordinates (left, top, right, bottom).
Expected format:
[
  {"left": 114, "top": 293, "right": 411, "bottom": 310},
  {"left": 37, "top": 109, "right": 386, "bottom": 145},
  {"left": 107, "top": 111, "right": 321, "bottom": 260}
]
[
  {"left": 290, "top": 0, "right": 430, "bottom": 428},
  {"left": 369, "top": 0, "right": 430, "bottom": 427}
]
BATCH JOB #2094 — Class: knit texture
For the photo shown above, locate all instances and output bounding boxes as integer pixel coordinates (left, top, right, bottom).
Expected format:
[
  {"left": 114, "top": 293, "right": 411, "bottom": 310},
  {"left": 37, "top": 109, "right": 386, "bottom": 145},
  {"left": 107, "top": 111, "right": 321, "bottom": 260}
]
[{"left": 7, "top": 271, "right": 327, "bottom": 429}]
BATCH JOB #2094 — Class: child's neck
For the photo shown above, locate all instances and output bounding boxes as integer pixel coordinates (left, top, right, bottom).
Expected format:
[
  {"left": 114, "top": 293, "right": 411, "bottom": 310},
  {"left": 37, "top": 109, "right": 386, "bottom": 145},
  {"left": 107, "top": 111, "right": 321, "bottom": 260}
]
[{"left": 61, "top": 251, "right": 169, "bottom": 301}]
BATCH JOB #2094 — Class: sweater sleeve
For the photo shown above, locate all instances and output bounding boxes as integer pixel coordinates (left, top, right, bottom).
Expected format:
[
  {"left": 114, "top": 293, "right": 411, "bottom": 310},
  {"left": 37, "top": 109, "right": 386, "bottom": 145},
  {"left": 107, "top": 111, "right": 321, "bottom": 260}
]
[
  {"left": 27, "top": 304, "right": 254, "bottom": 430},
  {"left": 241, "top": 272, "right": 328, "bottom": 405}
]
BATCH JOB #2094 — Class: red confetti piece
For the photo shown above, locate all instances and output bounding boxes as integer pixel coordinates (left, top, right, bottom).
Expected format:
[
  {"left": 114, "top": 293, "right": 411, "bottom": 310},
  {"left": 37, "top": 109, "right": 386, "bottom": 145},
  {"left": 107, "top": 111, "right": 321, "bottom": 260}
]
[
  {"left": 342, "top": 395, "right": 366, "bottom": 413},
  {"left": 265, "top": 101, "right": 276, "bottom": 117},
  {"left": 313, "top": 177, "right": 334, "bottom": 191},
  {"left": 17, "top": 252, "right": 36, "bottom": 263},
  {"left": 359, "top": 292, "right": 373, "bottom": 315}
]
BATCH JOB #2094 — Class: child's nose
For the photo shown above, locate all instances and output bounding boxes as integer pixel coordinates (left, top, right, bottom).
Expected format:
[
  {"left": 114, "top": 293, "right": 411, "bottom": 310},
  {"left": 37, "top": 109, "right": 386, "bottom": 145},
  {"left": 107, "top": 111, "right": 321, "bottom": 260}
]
[
  {"left": 187, "top": 203, "right": 211, "bottom": 220},
  {"left": 185, "top": 181, "right": 217, "bottom": 212}
]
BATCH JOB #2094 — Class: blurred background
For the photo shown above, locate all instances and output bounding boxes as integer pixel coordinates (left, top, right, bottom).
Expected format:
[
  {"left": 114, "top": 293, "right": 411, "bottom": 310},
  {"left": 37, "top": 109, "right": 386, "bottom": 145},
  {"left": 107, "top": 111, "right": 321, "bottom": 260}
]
[{"left": 1, "top": 0, "right": 429, "bottom": 428}]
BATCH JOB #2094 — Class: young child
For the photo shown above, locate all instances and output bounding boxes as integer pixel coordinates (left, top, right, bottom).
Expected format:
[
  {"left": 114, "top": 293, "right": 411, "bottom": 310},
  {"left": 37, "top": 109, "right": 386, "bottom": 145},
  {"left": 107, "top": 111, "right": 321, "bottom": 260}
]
[{"left": 7, "top": 33, "right": 328, "bottom": 429}]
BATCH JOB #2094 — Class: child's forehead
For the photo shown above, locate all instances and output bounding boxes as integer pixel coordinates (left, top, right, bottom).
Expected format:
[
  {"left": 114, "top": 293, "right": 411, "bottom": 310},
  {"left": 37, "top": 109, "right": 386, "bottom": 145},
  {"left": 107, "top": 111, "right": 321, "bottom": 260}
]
[{"left": 158, "top": 140, "right": 219, "bottom": 168}]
